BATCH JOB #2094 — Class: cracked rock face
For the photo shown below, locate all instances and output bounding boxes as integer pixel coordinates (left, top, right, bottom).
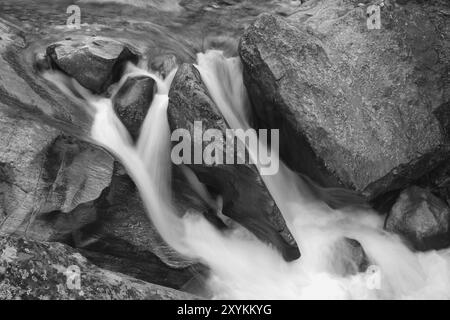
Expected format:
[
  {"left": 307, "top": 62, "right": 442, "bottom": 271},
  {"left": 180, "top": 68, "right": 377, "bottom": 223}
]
[
  {"left": 239, "top": 1, "right": 450, "bottom": 200},
  {"left": 0, "top": 236, "right": 196, "bottom": 300}
]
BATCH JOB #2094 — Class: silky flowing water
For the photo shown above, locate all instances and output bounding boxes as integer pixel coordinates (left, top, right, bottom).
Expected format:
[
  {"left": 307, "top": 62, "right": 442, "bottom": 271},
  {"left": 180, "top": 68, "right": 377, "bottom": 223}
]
[
  {"left": 35, "top": 0, "right": 450, "bottom": 299},
  {"left": 44, "top": 49, "right": 450, "bottom": 299}
]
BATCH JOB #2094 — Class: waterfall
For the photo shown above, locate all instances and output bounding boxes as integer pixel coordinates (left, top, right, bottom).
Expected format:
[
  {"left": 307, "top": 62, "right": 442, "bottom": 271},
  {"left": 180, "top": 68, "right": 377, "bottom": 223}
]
[{"left": 46, "top": 52, "right": 450, "bottom": 300}]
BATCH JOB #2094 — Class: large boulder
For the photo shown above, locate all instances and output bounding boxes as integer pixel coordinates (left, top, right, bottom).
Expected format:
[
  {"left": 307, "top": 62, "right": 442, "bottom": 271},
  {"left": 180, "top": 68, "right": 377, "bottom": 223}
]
[
  {"left": 46, "top": 36, "right": 139, "bottom": 94},
  {"left": 239, "top": 1, "right": 450, "bottom": 200},
  {"left": 385, "top": 186, "right": 450, "bottom": 251},
  {"left": 113, "top": 75, "right": 155, "bottom": 141},
  {"left": 167, "top": 63, "right": 300, "bottom": 261},
  {"left": 0, "top": 236, "right": 196, "bottom": 300}
]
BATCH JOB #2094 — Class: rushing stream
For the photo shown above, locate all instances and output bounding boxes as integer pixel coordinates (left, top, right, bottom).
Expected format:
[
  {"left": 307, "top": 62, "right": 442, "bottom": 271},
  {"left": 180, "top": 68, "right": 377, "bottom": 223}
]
[
  {"left": 43, "top": 48, "right": 450, "bottom": 299},
  {"left": 4, "top": 0, "right": 438, "bottom": 300}
]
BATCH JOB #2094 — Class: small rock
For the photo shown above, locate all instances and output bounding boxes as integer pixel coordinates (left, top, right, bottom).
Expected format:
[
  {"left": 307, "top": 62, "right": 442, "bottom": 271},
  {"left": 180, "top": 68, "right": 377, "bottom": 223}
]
[
  {"left": 385, "top": 186, "right": 450, "bottom": 251},
  {"left": 113, "top": 76, "right": 155, "bottom": 141},
  {"left": 46, "top": 37, "right": 139, "bottom": 93}
]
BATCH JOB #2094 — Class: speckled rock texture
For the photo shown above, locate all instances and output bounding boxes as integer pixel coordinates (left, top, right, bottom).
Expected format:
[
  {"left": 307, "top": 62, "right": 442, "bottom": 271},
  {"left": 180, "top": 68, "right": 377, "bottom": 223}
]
[
  {"left": 0, "top": 235, "right": 196, "bottom": 300},
  {"left": 239, "top": 0, "right": 450, "bottom": 200}
]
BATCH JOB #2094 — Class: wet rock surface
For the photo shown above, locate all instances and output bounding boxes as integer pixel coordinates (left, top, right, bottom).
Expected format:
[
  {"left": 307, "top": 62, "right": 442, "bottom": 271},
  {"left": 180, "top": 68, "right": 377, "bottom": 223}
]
[
  {"left": 0, "top": 0, "right": 450, "bottom": 300},
  {"left": 239, "top": 1, "right": 450, "bottom": 200},
  {"left": 113, "top": 75, "right": 155, "bottom": 141},
  {"left": 385, "top": 186, "right": 450, "bottom": 251},
  {"left": 167, "top": 63, "right": 300, "bottom": 261},
  {"left": 46, "top": 37, "right": 139, "bottom": 94}
]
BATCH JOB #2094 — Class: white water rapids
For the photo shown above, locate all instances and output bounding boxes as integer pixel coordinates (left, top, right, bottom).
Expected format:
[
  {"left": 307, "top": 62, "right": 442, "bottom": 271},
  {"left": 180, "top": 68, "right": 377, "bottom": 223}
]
[{"left": 45, "top": 51, "right": 450, "bottom": 300}]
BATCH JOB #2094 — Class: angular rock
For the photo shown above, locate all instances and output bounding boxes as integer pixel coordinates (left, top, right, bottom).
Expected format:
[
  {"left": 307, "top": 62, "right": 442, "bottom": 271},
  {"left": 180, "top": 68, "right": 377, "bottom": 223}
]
[
  {"left": 239, "top": 1, "right": 450, "bottom": 200},
  {"left": 0, "top": 236, "right": 196, "bottom": 300},
  {"left": 0, "top": 108, "right": 114, "bottom": 238},
  {"left": 385, "top": 186, "right": 450, "bottom": 251},
  {"left": 46, "top": 36, "right": 139, "bottom": 94},
  {"left": 167, "top": 63, "right": 300, "bottom": 261},
  {"left": 113, "top": 76, "right": 155, "bottom": 141}
]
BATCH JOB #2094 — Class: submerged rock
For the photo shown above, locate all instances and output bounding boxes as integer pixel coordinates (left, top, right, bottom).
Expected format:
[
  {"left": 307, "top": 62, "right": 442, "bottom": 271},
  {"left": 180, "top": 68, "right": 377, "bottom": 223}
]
[
  {"left": 167, "top": 63, "right": 300, "bottom": 261},
  {"left": 46, "top": 36, "right": 139, "bottom": 94},
  {"left": 0, "top": 236, "right": 196, "bottom": 300},
  {"left": 331, "top": 238, "right": 369, "bottom": 276},
  {"left": 385, "top": 186, "right": 450, "bottom": 251},
  {"left": 113, "top": 75, "right": 155, "bottom": 141},
  {"left": 77, "top": 165, "right": 196, "bottom": 269},
  {"left": 239, "top": 1, "right": 450, "bottom": 200}
]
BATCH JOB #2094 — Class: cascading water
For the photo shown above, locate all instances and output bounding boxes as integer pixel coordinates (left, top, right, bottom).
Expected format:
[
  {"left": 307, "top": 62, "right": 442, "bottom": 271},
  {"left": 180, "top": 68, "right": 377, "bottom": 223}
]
[
  {"left": 191, "top": 51, "right": 450, "bottom": 299},
  {"left": 46, "top": 50, "right": 450, "bottom": 300}
]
